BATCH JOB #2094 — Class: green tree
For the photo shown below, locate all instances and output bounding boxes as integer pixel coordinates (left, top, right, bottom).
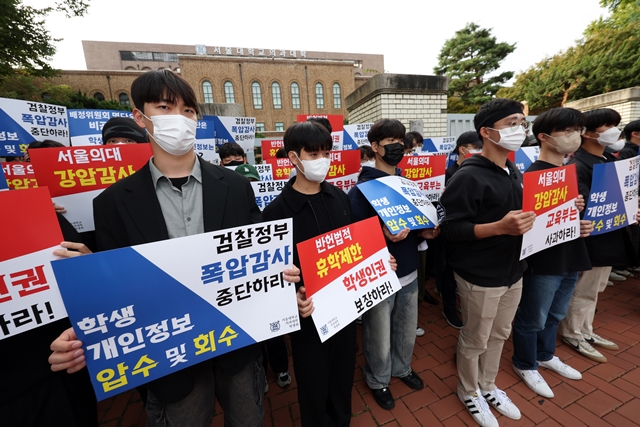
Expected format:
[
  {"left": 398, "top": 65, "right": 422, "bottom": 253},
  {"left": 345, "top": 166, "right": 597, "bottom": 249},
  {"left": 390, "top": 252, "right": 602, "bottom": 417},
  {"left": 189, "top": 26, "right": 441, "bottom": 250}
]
[
  {"left": 435, "top": 23, "right": 516, "bottom": 111},
  {"left": 0, "top": 0, "right": 90, "bottom": 79}
]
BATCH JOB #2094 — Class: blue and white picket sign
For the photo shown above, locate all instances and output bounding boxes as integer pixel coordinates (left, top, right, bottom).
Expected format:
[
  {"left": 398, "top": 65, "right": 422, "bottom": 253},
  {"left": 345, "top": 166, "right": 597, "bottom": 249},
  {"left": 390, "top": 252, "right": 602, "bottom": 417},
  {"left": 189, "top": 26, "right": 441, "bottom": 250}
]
[
  {"left": 420, "top": 136, "right": 457, "bottom": 154},
  {"left": 584, "top": 156, "right": 639, "bottom": 235},
  {"left": 515, "top": 146, "right": 541, "bottom": 173},
  {"left": 68, "top": 109, "right": 133, "bottom": 146},
  {"left": 0, "top": 97, "right": 69, "bottom": 156},
  {"left": 52, "top": 219, "right": 298, "bottom": 400},
  {"left": 212, "top": 116, "right": 256, "bottom": 153},
  {"left": 193, "top": 115, "right": 217, "bottom": 162},
  {"left": 343, "top": 123, "right": 373, "bottom": 150},
  {"left": 356, "top": 176, "right": 438, "bottom": 234}
]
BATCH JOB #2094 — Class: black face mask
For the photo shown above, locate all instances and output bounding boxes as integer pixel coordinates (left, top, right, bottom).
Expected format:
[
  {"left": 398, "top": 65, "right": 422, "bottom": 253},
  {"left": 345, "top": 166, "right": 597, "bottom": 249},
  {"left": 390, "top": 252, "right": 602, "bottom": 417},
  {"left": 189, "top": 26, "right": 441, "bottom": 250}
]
[
  {"left": 225, "top": 160, "right": 244, "bottom": 166},
  {"left": 380, "top": 143, "right": 404, "bottom": 166}
]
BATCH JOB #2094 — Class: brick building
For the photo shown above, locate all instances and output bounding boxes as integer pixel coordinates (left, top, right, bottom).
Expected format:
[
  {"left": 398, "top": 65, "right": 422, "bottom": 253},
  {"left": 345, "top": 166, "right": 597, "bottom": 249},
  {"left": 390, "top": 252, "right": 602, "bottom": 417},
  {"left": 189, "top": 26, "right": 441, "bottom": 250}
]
[{"left": 46, "top": 41, "right": 385, "bottom": 132}]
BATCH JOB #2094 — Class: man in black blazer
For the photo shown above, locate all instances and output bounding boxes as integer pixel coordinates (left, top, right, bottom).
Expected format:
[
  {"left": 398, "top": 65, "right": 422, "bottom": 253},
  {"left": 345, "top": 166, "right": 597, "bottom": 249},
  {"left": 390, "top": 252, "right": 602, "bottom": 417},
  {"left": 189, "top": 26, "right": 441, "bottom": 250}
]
[{"left": 50, "top": 70, "right": 299, "bottom": 427}]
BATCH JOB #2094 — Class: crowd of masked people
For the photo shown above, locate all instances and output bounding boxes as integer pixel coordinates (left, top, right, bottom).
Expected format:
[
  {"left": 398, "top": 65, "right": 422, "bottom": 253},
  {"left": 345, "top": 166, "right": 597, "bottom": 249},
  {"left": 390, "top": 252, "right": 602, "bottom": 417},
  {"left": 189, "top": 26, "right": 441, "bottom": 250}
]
[{"left": 3, "top": 69, "right": 640, "bottom": 427}]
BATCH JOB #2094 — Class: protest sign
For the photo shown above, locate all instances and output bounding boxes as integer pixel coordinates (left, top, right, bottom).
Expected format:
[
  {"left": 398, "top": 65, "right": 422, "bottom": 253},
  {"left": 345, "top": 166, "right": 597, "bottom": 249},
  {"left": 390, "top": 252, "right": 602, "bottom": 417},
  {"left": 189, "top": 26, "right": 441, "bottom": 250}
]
[
  {"left": 254, "top": 164, "right": 273, "bottom": 181},
  {"left": 193, "top": 116, "right": 218, "bottom": 162},
  {"left": 583, "top": 156, "right": 639, "bottom": 235},
  {"left": 398, "top": 155, "right": 447, "bottom": 202},
  {"left": 0, "top": 164, "right": 7, "bottom": 191},
  {"left": 420, "top": 136, "right": 457, "bottom": 154},
  {"left": 266, "top": 158, "right": 294, "bottom": 180},
  {"left": 261, "top": 140, "right": 284, "bottom": 161},
  {"left": 52, "top": 219, "right": 298, "bottom": 400},
  {"left": 29, "top": 144, "right": 153, "bottom": 232},
  {"left": 296, "top": 114, "right": 344, "bottom": 151},
  {"left": 325, "top": 150, "right": 360, "bottom": 193},
  {"left": 0, "top": 98, "right": 69, "bottom": 157},
  {"left": 515, "top": 146, "right": 541, "bottom": 174},
  {"left": 1, "top": 162, "right": 38, "bottom": 190},
  {"left": 520, "top": 164, "right": 580, "bottom": 260},
  {"left": 251, "top": 180, "right": 287, "bottom": 211},
  {"left": 297, "top": 217, "right": 401, "bottom": 342},
  {"left": 212, "top": 116, "right": 255, "bottom": 153},
  {"left": 343, "top": 123, "right": 373, "bottom": 150},
  {"left": 67, "top": 109, "right": 134, "bottom": 146},
  {"left": 0, "top": 187, "right": 67, "bottom": 340},
  {"left": 356, "top": 176, "right": 438, "bottom": 233}
]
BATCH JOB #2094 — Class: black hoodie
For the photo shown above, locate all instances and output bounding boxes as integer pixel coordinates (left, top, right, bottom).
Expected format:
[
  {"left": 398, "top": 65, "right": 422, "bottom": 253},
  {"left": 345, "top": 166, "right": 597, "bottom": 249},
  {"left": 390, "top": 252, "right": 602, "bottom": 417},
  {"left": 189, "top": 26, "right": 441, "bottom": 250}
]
[{"left": 440, "top": 155, "right": 526, "bottom": 287}]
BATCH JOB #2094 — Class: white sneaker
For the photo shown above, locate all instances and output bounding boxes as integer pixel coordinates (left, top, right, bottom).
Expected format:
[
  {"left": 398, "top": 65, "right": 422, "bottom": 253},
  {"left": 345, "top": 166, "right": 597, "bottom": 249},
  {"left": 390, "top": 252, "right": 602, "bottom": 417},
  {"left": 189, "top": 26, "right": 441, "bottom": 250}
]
[
  {"left": 584, "top": 333, "right": 619, "bottom": 350},
  {"left": 512, "top": 365, "right": 554, "bottom": 398},
  {"left": 609, "top": 271, "right": 627, "bottom": 281},
  {"left": 613, "top": 269, "right": 632, "bottom": 277},
  {"left": 458, "top": 390, "right": 498, "bottom": 427},
  {"left": 562, "top": 336, "right": 607, "bottom": 362},
  {"left": 416, "top": 327, "right": 425, "bottom": 337},
  {"left": 481, "top": 388, "right": 522, "bottom": 420},
  {"left": 538, "top": 356, "right": 582, "bottom": 380},
  {"left": 607, "top": 280, "right": 614, "bottom": 287}
]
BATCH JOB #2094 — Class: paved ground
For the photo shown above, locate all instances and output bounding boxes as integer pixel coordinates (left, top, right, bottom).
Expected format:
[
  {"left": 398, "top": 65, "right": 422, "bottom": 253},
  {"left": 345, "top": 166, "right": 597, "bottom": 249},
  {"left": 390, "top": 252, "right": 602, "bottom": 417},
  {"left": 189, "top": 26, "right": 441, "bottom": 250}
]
[{"left": 97, "top": 275, "right": 640, "bottom": 427}]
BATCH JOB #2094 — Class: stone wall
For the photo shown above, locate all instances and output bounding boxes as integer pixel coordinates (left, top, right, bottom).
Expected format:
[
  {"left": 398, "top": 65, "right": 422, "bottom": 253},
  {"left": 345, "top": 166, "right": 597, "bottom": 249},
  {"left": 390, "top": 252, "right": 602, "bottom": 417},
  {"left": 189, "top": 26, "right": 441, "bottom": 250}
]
[
  {"left": 564, "top": 87, "right": 640, "bottom": 126},
  {"left": 345, "top": 74, "right": 449, "bottom": 137}
]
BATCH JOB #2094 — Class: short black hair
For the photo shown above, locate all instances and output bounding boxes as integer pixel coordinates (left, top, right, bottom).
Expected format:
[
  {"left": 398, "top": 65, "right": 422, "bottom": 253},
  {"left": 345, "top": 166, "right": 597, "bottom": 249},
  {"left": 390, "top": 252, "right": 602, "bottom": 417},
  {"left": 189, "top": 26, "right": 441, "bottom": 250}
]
[
  {"left": 306, "top": 117, "right": 332, "bottom": 133},
  {"left": 583, "top": 108, "right": 621, "bottom": 131},
  {"left": 102, "top": 117, "right": 148, "bottom": 144},
  {"left": 275, "top": 147, "right": 287, "bottom": 158},
  {"left": 474, "top": 98, "right": 524, "bottom": 139},
  {"left": 408, "top": 131, "right": 423, "bottom": 145},
  {"left": 403, "top": 133, "right": 415, "bottom": 150},
  {"left": 359, "top": 144, "right": 374, "bottom": 160},
  {"left": 218, "top": 142, "right": 245, "bottom": 159},
  {"left": 131, "top": 70, "right": 199, "bottom": 115},
  {"left": 284, "top": 121, "right": 332, "bottom": 154},
  {"left": 28, "top": 140, "right": 65, "bottom": 149},
  {"left": 623, "top": 119, "right": 640, "bottom": 141},
  {"left": 532, "top": 108, "right": 585, "bottom": 143},
  {"left": 368, "top": 119, "right": 406, "bottom": 144},
  {"left": 454, "top": 131, "right": 483, "bottom": 154}
]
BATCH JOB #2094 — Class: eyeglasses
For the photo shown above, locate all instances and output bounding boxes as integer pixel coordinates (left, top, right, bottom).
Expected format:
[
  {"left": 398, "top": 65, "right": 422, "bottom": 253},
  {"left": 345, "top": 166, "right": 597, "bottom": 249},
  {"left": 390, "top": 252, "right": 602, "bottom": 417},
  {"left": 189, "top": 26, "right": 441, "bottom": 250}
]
[
  {"left": 489, "top": 121, "right": 530, "bottom": 133},
  {"left": 563, "top": 127, "right": 586, "bottom": 137}
]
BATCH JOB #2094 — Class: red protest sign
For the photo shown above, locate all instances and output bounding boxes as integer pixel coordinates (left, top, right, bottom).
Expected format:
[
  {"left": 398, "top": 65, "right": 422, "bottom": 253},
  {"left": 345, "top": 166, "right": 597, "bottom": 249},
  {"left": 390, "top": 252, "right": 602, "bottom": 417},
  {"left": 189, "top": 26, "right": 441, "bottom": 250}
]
[
  {"left": 29, "top": 144, "right": 152, "bottom": 197},
  {"left": 296, "top": 114, "right": 344, "bottom": 132},
  {"left": 265, "top": 158, "right": 294, "bottom": 180},
  {"left": 398, "top": 155, "right": 447, "bottom": 202},
  {"left": 522, "top": 164, "right": 578, "bottom": 215},
  {"left": 1, "top": 162, "right": 38, "bottom": 190},
  {"left": 261, "top": 140, "right": 284, "bottom": 161},
  {"left": 297, "top": 216, "right": 387, "bottom": 298},
  {"left": 0, "top": 187, "right": 62, "bottom": 262}
]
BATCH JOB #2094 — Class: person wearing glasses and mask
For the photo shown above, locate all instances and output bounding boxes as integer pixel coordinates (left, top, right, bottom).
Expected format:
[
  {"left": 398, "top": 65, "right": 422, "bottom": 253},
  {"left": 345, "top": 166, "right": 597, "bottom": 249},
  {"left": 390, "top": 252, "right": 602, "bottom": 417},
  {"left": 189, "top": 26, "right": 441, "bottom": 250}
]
[
  {"left": 511, "top": 108, "right": 593, "bottom": 399},
  {"left": 440, "top": 99, "right": 535, "bottom": 427}
]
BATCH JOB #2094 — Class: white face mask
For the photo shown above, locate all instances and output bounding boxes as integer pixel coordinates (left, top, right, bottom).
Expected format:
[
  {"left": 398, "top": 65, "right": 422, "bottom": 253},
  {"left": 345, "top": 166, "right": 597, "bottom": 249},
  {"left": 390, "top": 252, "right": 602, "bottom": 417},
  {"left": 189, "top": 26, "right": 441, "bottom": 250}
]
[
  {"left": 609, "top": 138, "right": 625, "bottom": 151},
  {"left": 144, "top": 114, "right": 197, "bottom": 156},
  {"left": 488, "top": 126, "right": 526, "bottom": 152},
  {"left": 596, "top": 127, "right": 622, "bottom": 147},
  {"left": 295, "top": 154, "right": 331, "bottom": 183},
  {"left": 361, "top": 160, "right": 376, "bottom": 168}
]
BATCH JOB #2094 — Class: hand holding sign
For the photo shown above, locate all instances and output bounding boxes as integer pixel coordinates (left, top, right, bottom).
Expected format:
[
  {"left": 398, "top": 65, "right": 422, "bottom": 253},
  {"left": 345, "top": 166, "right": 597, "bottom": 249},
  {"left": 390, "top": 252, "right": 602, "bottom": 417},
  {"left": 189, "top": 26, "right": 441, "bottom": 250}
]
[{"left": 499, "top": 210, "right": 536, "bottom": 236}]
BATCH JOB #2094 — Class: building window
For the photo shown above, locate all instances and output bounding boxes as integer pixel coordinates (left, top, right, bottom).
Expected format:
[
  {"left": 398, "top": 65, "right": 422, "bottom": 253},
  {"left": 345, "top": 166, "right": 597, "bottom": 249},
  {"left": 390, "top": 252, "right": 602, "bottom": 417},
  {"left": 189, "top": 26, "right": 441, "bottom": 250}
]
[
  {"left": 275, "top": 122, "right": 285, "bottom": 132},
  {"left": 271, "top": 82, "right": 282, "bottom": 109},
  {"left": 93, "top": 92, "right": 105, "bottom": 101},
  {"left": 119, "top": 93, "right": 130, "bottom": 106},
  {"left": 291, "top": 83, "right": 301, "bottom": 109},
  {"left": 202, "top": 81, "right": 214, "bottom": 103},
  {"left": 256, "top": 123, "right": 265, "bottom": 133},
  {"left": 333, "top": 83, "right": 342, "bottom": 109},
  {"left": 315, "top": 83, "right": 324, "bottom": 109},
  {"left": 224, "top": 81, "right": 235, "bottom": 103},
  {"left": 252, "top": 82, "right": 263, "bottom": 110}
]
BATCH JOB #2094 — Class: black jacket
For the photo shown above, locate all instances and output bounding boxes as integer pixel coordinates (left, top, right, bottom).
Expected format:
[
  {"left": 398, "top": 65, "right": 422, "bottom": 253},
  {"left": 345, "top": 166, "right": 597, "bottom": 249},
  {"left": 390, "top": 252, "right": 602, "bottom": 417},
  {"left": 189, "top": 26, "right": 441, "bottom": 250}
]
[
  {"left": 348, "top": 166, "right": 423, "bottom": 279},
  {"left": 440, "top": 155, "right": 526, "bottom": 287},
  {"left": 262, "top": 178, "right": 352, "bottom": 333},
  {"left": 92, "top": 157, "right": 262, "bottom": 404},
  {"left": 568, "top": 148, "right": 637, "bottom": 268},
  {"left": 617, "top": 142, "right": 639, "bottom": 160}
]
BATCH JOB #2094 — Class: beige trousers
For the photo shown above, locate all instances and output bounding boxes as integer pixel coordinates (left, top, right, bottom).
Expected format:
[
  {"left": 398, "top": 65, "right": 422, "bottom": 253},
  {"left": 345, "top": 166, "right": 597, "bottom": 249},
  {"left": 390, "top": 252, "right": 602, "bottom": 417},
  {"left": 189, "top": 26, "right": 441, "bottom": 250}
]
[
  {"left": 454, "top": 273, "right": 523, "bottom": 395},
  {"left": 559, "top": 266, "right": 612, "bottom": 340}
]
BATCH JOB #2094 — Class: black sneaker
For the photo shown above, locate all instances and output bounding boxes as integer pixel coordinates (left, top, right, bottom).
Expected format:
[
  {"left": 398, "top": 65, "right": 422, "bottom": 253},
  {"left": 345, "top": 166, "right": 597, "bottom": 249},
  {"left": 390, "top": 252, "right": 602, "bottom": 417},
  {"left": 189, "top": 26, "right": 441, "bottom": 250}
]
[
  {"left": 400, "top": 371, "right": 424, "bottom": 390},
  {"left": 443, "top": 310, "right": 463, "bottom": 329},
  {"left": 423, "top": 291, "right": 439, "bottom": 305},
  {"left": 371, "top": 387, "right": 395, "bottom": 410}
]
